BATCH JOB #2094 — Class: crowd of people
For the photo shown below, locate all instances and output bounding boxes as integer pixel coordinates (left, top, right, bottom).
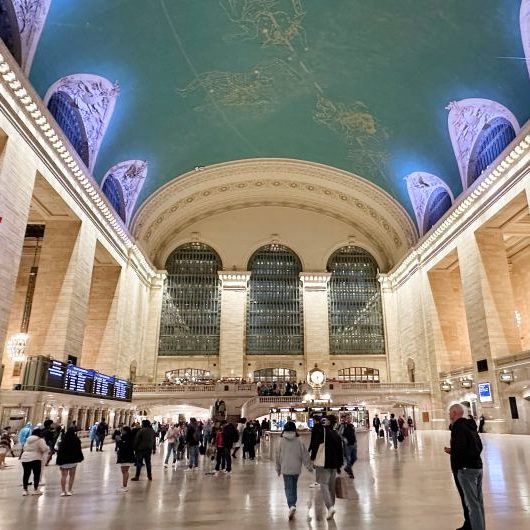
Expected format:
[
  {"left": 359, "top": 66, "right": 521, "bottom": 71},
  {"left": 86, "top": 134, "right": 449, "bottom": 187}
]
[
  {"left": 256, "top": 380, "right": 306, "bottom": 396},
  {"left": 0, "top": 405, "right": 485, "bottom": 527}
]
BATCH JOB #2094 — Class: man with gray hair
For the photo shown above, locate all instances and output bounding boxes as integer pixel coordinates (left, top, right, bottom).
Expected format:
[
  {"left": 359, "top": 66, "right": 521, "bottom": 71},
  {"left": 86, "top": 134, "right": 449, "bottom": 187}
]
[{"left": 444, "top": 404, "right": 485, "bottom": 530}]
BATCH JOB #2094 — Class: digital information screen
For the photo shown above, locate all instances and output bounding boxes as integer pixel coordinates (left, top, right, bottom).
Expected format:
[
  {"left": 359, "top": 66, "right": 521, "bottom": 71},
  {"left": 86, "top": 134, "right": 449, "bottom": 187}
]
[
  {"left": 93, "top": 372, "right": 114, "bottom": 399},
  {"left": 113, "top": 379, "right": 131, "bottom": 401},
  {"left": 64, "top": 365, "right": 94, "bottom": 394},
  {"left": 478, "top": 382, "right": 493, "bottom": 403},
  {"left": 42, "top": 359, "right": 131, "bottom": 401}
]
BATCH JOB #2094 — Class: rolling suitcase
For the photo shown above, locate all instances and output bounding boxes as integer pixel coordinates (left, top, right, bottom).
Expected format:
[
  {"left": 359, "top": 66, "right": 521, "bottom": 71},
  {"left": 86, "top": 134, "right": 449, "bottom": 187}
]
[{"left": 379, "top": 429, "right": 385, "bottom": 438}]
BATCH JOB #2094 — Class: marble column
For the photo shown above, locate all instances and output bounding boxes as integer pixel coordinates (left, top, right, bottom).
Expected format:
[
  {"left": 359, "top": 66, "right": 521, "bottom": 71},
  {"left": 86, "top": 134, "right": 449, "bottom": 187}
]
[
  {"left": 300, "top": 273, "right": 331, "bottom": 373},
  {"left": 0, "top": 137, "right": 38, "bottom": 363},
  {"left": 26, "top": 220, "right": 97, "bottom": 361},
  {"left": 457, "top": 229, "right": 521, "bottom": 432},
  {"left": 80, "top": 408, "right": 88, "bottom": 430},
  {"left": 218, "top": 272, "right": 251, "bottom": 378}
]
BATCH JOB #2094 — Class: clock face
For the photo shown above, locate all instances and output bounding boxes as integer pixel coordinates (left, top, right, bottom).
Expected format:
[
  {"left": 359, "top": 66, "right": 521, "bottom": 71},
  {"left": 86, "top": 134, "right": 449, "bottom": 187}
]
[{"left": 310, "top": 370, "right": 325, "bottom": 385}]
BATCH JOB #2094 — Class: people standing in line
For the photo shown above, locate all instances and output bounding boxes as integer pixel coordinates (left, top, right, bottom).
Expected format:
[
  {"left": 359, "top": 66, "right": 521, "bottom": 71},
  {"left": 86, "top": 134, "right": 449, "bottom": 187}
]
[
  {"left": 116, "top": 426, "right": 136, "bottom": 492},
  {"left": 164, "top": 424, "right": 179, "bottom": 468},
  {"left": 18, "top": 422, "right": 33, "bottom": 448},
  {"left": 444, "top": 404, "right": 485, "bottom": 530},
  {"left": 309, "top": 415, "right": 343, "bottom": 520},
  {"left": 232, "top": 418, "right": 245, "bottom": 458},
  {"left": 20, "top": 428, "right": 48, "bottom": 496},
  {"left": 131, "top": 419, "right": 154, "bottom": 481},
  {"left": 242, "top": 421, "right": 257, "bottom": 460},
  {"left": 222, "top": 421, "right": 238, "bottom": 475},
  {"left": 389, "top": 414, "right": 399, "bottom": 449},
  {"left": 478, "top": 415, "right": 485, "bottom": 434},
  {"left": 338, "top": 416, "right": 357, "bottom": 478},
  {"left": 275, "top": 421, "right": 312, "bottom": 520},
  {"left": 56, "top": 427, "right": 84, "bottom": 496},
  {"left": 95, "top": 419, "right": 108, "bottom": 451},
  {"left": 89, "top": 422, "right": 98, "bottom": 452},
  {"left": 372, "top": 414, "right": 381, "bottom": 436}
]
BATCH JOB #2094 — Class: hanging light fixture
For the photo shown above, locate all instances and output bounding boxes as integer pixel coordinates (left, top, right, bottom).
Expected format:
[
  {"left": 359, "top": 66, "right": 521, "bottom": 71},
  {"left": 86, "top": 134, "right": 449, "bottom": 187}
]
[{"left": 6, "top": 228, "right": 42, "bottom": 363}]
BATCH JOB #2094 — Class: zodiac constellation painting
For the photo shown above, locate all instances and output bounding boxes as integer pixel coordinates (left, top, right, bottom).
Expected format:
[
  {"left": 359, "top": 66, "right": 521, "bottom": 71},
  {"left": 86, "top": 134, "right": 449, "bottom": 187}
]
[
  {"left": 219, "top": 0, "right": 307, "bottom": 50},
  {"left": 177, "top": 58, "right": 306, "bottom": 115},
  {"left": 314, "top": 95, "right": 391, "bottom": 185}
]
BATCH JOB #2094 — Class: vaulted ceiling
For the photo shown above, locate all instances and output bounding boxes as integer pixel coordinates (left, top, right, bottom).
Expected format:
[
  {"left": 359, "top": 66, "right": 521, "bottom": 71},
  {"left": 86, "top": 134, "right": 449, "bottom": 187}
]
[{"left": 28, "top": 0, "right": 530, "bottom": 217}]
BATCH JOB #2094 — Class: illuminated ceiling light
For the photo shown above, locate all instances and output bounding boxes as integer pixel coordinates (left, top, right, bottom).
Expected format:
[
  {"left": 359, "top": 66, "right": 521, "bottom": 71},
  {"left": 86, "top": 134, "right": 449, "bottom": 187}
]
[{"left": 6, "top": 332, "right": 28, "bottom": 363}]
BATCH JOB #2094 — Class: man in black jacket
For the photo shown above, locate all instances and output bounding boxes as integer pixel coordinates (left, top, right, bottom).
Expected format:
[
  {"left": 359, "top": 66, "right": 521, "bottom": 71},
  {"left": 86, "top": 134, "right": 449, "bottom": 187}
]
[
  {"left": 221, "top": 421, "right": 238, "bottom": 475},
  {"left": 444, "top": 404, "right": 484, "bottom": 530},
  {"left": 132, "top": 420, "right": 154, "bottom": 481},
  {"left": 338, "top": 416, "right": 357, "bottom": 478}
]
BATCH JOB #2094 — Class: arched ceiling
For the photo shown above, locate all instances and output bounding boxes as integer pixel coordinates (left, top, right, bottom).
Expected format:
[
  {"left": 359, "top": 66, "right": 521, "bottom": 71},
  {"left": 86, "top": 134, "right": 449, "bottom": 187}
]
[{"left": 29, "top": 1, "right": 530, "bottom": 217}]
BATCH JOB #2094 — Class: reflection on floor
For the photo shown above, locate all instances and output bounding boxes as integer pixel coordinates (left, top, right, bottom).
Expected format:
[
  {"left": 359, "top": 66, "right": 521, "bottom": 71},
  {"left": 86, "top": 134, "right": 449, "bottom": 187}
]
[{"left": 0, "top": 431, "right": 528, "bottom": 529}]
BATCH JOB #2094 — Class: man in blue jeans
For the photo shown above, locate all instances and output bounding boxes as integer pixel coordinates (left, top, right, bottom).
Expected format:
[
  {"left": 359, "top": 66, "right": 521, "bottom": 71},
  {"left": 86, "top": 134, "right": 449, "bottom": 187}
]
[
  {"left": 444, "top": 404, "right": 485, "bottom": 530},
  {"left": 186, "top": 418, "right": 201, "bottom": 470}
]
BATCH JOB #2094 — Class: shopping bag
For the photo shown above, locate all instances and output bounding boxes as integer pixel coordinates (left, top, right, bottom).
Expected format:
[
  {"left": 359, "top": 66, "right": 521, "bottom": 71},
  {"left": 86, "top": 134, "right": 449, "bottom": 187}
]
[
  {"left": 335, "top": 475, "right": 353, "bottom": 499},
  {"left": 313, "top": 428, "right": 326, "bottom": 467}
]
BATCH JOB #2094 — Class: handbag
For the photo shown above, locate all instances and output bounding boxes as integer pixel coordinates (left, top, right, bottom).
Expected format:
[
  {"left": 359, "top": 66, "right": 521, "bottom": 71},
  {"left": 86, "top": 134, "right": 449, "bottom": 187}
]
[
  {"left": 397, "top": 432, "right": 404, "bottom": 443},
  {"left": 335, "top": 475, "right": 354, "bottom": 499},
  {"left": 313, "top": 428, "right": 326, "bottom": 467}
]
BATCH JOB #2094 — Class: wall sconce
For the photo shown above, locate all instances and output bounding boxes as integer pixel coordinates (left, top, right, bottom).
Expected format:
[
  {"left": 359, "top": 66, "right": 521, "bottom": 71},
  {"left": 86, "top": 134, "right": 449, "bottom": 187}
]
[
  {"left": 460, "top": 377, "right": 473, "bottom": 389},
  {"left": 499, "top": 370, "right": 514, "bottom": 383},
  {"left": 440, "top": 380, "right": 452, "bottom": 392}
]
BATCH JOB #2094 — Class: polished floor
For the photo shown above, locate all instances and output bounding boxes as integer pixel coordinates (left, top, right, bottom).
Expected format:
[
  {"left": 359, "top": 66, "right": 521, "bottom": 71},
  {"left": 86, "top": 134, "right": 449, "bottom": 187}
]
[{"left": 0, "top": 430, "right": 528, "bottom": 529}]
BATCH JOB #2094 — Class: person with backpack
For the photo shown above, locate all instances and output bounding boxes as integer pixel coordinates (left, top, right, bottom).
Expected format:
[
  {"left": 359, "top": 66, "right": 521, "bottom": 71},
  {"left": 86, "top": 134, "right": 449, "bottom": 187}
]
[
  {"left": 309, "top": 415, "right": 343, "bottom": 521},
  {"left": 389, "top": 414, "right": 399, "bottom": 449},
  {"left": 56, "top": 427, "right": 84, "bottom": 496},
  {"left": 186, "top": 418, "right": 201, "bottom": 470},
  {"left": 445, "top": 404, "right": 485, "bottom": 530},
  {"left": 275, "top": 421, "right": 312, "bottom": 520}
]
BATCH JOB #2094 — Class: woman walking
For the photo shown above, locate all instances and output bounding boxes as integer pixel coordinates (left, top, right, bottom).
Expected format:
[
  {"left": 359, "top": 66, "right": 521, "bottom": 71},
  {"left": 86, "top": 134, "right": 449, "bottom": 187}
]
[
  {"left": 20, "top": 428, "right": 48, "bottom": 496},
  {"left": 275, "top": 421, "right": 311, "bottom": 520},
  {"left": 116, "top": 426, "right": 136, "bottom": 492},
  {"left": 56, "top": 427, "right": 84, "bottom": 496}
]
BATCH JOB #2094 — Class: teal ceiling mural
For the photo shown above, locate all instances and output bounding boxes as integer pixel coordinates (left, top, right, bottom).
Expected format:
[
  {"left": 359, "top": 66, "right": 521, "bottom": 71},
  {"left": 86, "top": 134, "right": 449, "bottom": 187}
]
[{"left": 28, "top": 0, "right": 530, "bottom": 216}]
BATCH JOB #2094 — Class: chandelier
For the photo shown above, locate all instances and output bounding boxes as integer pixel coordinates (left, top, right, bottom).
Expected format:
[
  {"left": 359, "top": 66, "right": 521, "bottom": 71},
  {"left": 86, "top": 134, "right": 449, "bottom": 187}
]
[{"left": 6, "top": 333, "right": 29, "bottom": 362}]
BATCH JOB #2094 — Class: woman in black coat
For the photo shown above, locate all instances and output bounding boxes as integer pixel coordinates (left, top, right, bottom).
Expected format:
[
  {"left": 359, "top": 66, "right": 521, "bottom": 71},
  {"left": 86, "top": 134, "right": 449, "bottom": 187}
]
[
  {"left": 56, "top": 427, "right": 84, "bottom": 496},
  {"left": 242, "top": 422, "right": 256, "bottom": 460},
  {"left": 116, "top": 426, "right": 136, "bottom": 492}
]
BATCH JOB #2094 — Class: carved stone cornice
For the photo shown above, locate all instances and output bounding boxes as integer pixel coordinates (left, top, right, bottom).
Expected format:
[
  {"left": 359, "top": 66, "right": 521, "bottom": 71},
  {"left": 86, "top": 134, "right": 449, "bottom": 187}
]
[
  {"left": 218, "top": 271, "right": 251, "bottom": 290},
  {"left": 299, "top": 272, "right": 331, "bottom": 291}
]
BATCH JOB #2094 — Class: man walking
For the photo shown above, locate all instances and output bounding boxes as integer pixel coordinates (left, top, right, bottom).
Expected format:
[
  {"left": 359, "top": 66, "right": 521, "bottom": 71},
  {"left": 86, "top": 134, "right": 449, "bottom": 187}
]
[
  {"left": 372, "top": 414, "right": 381, "bottom": 436},
  {"left": 95, "top": 419, "right": 108, "bottom": 451},
  {"left": 186, "top": 418, "right": 201, "bottom": 470},
  {"left": 389, "top": 414, "right": 399, "bottom": 449},
  {"left": 444, "top": 404, "right": 485, "bottom": 530},
  {"left": 132, "top": 420, "right": 154, "bottom": 481},
  {"left": 339, "top": 416, "right": 357, "bottom": 478}
]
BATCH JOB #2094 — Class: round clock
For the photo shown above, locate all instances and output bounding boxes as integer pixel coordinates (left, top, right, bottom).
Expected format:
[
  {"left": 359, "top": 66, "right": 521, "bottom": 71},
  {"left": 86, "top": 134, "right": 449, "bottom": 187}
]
[{"left": 308, "top": 369, "right": 326, "bottom": 386}]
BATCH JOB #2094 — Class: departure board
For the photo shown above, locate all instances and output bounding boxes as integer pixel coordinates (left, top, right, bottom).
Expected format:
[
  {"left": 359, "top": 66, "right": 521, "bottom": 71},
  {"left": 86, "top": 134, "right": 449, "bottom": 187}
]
[
  {"left": 93, "top": 372, "right": 114, "bottom": 399},
  {"left": 47, "top": 360, "right": 66, "bottom": 390},
  {"left": 39, "top": 358, "right": 131, "bottom": 401},
  {"left": 113, "top": 379, "right": 131, "bottom": 401},
  {"left": 64, "top": 365, "right": 94, "bottom": 394}
]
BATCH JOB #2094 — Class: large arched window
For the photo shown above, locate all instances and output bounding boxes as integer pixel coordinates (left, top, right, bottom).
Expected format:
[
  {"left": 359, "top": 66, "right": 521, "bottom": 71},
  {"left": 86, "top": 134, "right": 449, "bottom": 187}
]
[
  {"left": 102, "top": 175, "right": 126, "bottom": 222},
  {"left": 47, "top": 91, "right": 90, "bottom": 167},
  {"left": 467, "top": 117, "right": 516, "bottom": 186},
  {"left": 0, "top": 0, "right": 21, "bottom": 64},
  {"left": 327, "top": 246, "right": 385, "bottom": 355},
  {"left": 247, "top": 245, "right": 303, "bottom": 354},
  {"left": 338, "top": 367, "right": 380, "bottom": 383},
  {"left": 424, "top": 187, "right": 452, "bottom": 234},
  {"left": 159, "top": 243, "right": 222, "bottom": 355}
]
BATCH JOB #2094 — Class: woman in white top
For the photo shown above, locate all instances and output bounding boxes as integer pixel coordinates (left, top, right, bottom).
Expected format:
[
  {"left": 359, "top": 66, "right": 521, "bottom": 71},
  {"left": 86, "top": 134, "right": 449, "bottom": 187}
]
[
  {"left": 20, "top": 428, "right": 49, "bottom": 496},
  {"left": 232, "top": 418, "right": 246, "bottom": 458}
]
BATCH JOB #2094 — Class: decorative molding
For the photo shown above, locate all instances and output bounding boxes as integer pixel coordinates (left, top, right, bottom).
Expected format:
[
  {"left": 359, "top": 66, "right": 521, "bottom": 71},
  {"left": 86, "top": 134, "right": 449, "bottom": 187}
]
[
  {"left": 13, "top": 0, "right": 51, "bottom": 74},
  {"left": 300, "top": 272, "right": 331, "bottom": 291},
  {"left": 131, "top": 159, "right": 417, "bottom": 249},
  {"left": 405, "top": 172, "right": 454, "bottom": 236},
  {"left": 218, "top": 271, "right": 251, "bottom": 290},
  {"left": 44, "top": 74, "right": 119, "bottom": 171},
  {"left": 446, "top": 98, "right": 519, "bottom": 190},
  {"left": 101, "top": 160, "right": 148, "bottom": 224}
]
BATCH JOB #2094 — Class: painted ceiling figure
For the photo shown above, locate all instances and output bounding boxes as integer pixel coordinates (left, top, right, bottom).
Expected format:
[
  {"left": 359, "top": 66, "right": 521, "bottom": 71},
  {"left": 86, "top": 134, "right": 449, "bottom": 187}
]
[{"left": 44, "top": 74, "right": 119, "bottom": 171}]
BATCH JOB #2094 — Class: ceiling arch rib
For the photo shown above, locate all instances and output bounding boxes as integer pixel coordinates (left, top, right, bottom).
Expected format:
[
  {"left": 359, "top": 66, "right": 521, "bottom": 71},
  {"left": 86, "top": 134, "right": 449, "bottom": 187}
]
[{"left": 131, "top": 159, "right": 417, "bottom": 272}]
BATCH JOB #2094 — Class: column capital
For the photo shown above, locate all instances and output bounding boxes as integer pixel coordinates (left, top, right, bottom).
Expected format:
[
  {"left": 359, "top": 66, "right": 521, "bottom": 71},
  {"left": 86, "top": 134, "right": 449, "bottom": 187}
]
[
  {"left": 218, "top": 271, "right": 251, "bottom": 290},
  {"left": 299, "top": 272, "right": 331, "bottom": 291}
]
